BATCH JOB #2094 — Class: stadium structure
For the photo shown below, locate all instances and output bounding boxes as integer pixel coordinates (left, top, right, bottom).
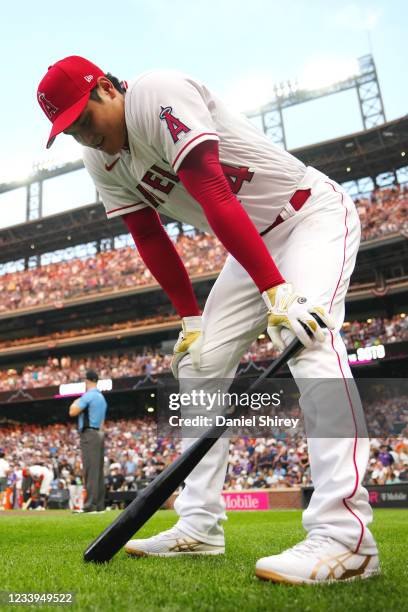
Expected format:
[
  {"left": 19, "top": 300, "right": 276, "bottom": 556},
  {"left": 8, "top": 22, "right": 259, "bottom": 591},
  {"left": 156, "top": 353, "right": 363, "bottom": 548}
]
[{"left": 0, "top": 55, "right": 407, "bottom": 509}]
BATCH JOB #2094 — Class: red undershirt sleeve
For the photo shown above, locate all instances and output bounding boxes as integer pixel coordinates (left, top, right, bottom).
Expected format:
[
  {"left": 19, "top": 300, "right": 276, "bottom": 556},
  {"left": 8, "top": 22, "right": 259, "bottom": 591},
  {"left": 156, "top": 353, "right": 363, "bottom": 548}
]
[
  {"left": 177, "top": 140, "right": 285, "bottom": 293},
  {"left": 122, "top": 207, "right": 200, "bottom": 318}
]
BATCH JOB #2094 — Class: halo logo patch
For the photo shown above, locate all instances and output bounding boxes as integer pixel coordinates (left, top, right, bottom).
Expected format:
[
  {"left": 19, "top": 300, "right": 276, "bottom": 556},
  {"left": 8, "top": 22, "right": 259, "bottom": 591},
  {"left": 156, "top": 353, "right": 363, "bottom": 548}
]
[{"left": 159, "top": 105, "right": 191, "bottom": 143}]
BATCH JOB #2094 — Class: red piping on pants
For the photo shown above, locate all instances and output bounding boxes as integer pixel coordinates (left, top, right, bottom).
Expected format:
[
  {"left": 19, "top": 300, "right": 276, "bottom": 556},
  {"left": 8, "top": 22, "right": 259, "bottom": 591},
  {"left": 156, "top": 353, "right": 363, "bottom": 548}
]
[{"left": 325, "top": 181, "right": 365, "bottom": 554}]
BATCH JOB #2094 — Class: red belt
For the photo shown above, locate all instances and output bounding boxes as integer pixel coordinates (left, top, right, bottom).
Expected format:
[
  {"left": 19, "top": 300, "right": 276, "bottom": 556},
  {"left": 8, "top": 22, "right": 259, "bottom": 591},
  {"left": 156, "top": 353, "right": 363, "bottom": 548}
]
[{"left": 260, "top": 188, "right": 311, "bottom": 237}]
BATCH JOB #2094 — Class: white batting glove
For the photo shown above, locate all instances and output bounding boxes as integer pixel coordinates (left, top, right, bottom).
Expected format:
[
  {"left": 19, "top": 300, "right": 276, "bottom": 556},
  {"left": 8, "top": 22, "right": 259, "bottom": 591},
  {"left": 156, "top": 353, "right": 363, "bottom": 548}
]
[
  {"left": 171, "top": 316, "right": 203, "bottom": 379},
  {"left": 262, "top": 283, "right": 335, "bottom": 350}
]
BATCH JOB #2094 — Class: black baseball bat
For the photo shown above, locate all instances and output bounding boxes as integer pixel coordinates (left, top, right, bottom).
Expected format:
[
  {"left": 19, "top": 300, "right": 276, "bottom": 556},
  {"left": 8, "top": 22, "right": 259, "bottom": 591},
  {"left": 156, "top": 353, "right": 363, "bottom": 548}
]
[{"left": 84, "top": 337, "right": 302, "bottom": 563}]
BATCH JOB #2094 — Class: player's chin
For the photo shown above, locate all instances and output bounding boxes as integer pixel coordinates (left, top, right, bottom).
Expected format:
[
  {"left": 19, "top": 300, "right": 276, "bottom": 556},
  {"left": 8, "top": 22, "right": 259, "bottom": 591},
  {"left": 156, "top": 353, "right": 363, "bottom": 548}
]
[
  {"left": 102, "top": 142, "right": 122, "bottom": 155},
  {"left": 91, "top": 137, "right": 116, "bottom": 156}
]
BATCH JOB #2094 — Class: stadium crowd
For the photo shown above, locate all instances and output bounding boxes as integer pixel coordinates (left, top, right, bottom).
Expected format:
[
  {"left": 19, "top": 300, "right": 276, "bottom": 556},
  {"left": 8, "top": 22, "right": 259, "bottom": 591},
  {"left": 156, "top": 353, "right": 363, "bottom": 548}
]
[
  {"left": 0, "top": 415, "right": 406, "bottom": 510},
  {"left": 342, "top": 314, "right": 408, "bottom": 349},
  {"left": 0, "top": 184, "right": 407, "bottom": 508},
  {"left": 0, "top": 234, "right": 226, "bottom": 313},
  {"left": 0, "top": 352, "right": 173, "bottom": 391},
  {"left": 0, "top": 313, "right": 180, "bottom": 350},
  {"left": 0, "top": 314, "right": 406, "bottom": 391},
  {"left": 0, "top": 312, "right": 406, "bottom": 353},
  {"left": 0, "top": 184, "right": 407, "bottom": 314},
  {"left": 356, "top": 184, "right": 408, "bottom": 241}
]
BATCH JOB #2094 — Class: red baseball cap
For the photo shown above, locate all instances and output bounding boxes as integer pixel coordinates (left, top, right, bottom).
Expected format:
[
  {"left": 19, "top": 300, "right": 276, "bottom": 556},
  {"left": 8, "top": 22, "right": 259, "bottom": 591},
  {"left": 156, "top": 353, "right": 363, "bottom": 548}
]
[{"left": 37, "top": 55, "right": 105, "bottom": 149}]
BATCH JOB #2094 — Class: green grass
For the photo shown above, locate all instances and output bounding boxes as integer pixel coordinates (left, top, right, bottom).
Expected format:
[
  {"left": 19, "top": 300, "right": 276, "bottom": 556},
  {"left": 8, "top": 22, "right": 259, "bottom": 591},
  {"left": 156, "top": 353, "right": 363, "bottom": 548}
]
[{"left": 0, "top": 509, "right": 407, "bottom": 612}]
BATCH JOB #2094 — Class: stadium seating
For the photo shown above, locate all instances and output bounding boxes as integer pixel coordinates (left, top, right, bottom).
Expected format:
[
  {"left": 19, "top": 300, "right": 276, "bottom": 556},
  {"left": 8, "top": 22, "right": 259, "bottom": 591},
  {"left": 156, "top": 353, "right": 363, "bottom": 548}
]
[
  {"left": 0, "top": 185, "right": 407, "bottom": 315},
  {"left": 0, "top": 417, "right": 406, "bottom": 510},
  {"left": 0, "top": 314, "right": 406, "bottom": 391}
]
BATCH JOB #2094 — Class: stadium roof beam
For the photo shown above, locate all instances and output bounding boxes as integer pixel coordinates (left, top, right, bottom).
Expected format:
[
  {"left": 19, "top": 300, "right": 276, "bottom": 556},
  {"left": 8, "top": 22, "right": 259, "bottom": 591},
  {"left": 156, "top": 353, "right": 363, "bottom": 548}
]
[
  {"left": 247, "top": 55, "right": 385, "bottom": 148},
  {"left": 0, "top": 159, "right": 84, "bottom": 196},
  {"left": 292, "top": 115, "right": 408, "bottom": 186}
]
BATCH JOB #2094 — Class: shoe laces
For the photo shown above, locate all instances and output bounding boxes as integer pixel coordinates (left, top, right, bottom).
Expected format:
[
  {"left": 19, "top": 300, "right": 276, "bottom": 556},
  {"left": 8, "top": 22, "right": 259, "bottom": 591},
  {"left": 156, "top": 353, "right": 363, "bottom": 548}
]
[{"left": 289, "top": 536, "right": 332, "bottom": 558}]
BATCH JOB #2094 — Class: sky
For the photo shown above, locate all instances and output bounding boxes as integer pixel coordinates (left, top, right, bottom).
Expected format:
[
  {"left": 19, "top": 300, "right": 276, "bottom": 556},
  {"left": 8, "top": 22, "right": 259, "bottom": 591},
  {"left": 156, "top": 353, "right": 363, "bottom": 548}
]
[{"left": 0, "top": 0, "right": 407, "bottom": 227}]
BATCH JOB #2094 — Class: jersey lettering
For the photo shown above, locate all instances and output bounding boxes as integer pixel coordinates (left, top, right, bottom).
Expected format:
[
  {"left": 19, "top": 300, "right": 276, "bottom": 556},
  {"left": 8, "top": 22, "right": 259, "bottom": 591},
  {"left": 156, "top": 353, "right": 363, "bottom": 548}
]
[
  {"left": 151, "top": 164, "right": 180, "bottom": 183},
  {"left": 159, "top": 105, "right": 191, "bottom": 143},
  {"left": 220, "top": 163, "right": 254, "bottom": 195},
  {"left": 142, "top": 171, "right": 174, "bottom": 195},
  {"left": 141, "top": 164, "right": 180, "bottom": 196},
  {"left": 136, "top": 184, "right": 164, "bottom": 208},
  {"left": 137, "top": 162, "right": 253, "bottom": 207}
]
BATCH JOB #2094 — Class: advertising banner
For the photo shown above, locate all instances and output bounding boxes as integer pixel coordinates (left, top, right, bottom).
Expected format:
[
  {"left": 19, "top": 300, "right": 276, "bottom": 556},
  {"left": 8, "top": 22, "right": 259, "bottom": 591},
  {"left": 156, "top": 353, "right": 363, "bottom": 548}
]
[{"left": 222, "top": 491, "right": 270, "bottom": 511}]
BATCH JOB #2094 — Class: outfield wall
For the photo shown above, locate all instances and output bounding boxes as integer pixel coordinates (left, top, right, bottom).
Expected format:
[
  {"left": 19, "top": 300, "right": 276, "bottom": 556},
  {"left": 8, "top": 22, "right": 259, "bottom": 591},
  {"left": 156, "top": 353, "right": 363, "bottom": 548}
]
[
  {"left": 302, "top": 485, "right": 408, "bottom": 509},
  {"left": 164, "top": 488, "right": 302, "bottom": 511},
  {"left": 165, "top": 484, "right": 408, "bottom": 511},
  {"left": 56, "top": 484, "right": 408, "bottom": 511}
]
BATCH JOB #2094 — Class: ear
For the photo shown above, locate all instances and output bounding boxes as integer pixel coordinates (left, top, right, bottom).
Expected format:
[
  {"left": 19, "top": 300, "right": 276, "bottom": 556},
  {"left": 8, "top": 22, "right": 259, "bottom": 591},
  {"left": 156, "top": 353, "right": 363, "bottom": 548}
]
[{"left": 96, "top": 76, "right": 116, "bottom": 99}]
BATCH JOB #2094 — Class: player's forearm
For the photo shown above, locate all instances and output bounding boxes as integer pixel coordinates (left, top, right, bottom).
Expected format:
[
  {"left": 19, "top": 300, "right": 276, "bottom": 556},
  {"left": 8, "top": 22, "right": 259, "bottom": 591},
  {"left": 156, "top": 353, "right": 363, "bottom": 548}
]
[
  {"left": 123, "top": 208, "right": 200, "bottom": 317},
  {"left": 178, "top": 141, "right": 285, "bottom": 292}
]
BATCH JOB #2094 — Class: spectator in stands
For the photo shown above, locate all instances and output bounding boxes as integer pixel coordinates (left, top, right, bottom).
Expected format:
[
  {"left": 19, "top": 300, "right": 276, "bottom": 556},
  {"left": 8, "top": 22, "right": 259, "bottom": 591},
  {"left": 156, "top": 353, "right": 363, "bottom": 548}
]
[
  {"left": 378, "top": 444, "right": 394, "bottom": 468},
  {"left": 0, "top": 417, "right": 406, "bottom": 502},
  {"left": 0, "top": 313, "right": 407, "bottom": 391},
  {"left": 386, "top": 471, "right": 401, "bottom": 485},
  {"left": 368, "top": 459, "right": 389, "bottom": 485},
  {"left": 107, "top": 464, "right": 125, "bottom": 492},
  {"left": 58, "top": 458, "right": 74, "bottom": 483},
  {"left": 0, "top": 182, "right": 406, "bottom": 316},
  {"left": 0, "top": 234, "right": 227, "bottom": 313},
  {"left": 122, "top": 451, "right": 138, "bottom": 490},
  {"left": 399, "top": 465, "right": 408, "bottom": 482}
]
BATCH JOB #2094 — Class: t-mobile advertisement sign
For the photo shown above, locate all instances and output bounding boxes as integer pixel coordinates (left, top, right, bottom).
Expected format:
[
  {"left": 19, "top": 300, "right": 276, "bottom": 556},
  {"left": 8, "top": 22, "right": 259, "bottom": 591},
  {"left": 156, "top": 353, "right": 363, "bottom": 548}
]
[{"left": 222, "top": 491, "right": 269, "bottom": 511}]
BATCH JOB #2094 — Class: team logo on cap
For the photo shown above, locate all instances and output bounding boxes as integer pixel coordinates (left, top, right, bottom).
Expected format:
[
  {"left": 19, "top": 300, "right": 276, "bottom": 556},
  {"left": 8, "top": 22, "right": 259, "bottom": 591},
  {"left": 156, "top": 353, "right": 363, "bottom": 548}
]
[
  {"left": 84, "top": 74, "right": 94, "bottom": 83},
  {"left": 38, "top": 92, "right": 58, "bottom": 120}
]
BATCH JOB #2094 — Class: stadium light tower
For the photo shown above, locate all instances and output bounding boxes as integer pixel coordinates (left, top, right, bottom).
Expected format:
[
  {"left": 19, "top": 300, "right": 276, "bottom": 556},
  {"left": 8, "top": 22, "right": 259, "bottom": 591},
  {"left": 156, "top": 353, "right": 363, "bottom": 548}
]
[
  {"left": 355, "top": 55, "right": 386, "bottom": 129},
  {"left": 246, "top": 54, "right": 386, "bottom": 149}
]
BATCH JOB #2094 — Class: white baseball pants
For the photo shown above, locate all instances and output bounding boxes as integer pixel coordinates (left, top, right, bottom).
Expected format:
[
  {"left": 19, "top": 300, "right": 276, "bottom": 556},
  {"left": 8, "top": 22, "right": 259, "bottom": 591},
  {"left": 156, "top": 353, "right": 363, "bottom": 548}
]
[
  {"left": 175, "top": 167, "right": 377, "bottom": 555},
  {"left": 39, "top": 470, "right": 53, "bottom": 496}
]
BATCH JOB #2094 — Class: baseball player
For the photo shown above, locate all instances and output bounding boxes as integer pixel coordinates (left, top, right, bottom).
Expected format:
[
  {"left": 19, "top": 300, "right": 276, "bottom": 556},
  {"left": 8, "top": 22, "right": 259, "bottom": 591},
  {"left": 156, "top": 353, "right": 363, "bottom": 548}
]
[
  {"left": 37, "top": 56, "right": 379, "bottom": 584},
  {"left": 26, "top": 464, "right": 54, "bottom": 509},
  {"left": 0, "top": 449, "right": 10, "bottom": 510}
]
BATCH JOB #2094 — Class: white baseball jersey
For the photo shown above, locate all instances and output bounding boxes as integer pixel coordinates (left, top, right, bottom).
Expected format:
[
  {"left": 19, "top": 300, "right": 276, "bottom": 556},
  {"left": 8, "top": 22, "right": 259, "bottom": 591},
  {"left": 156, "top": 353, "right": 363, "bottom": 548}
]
[
  {"left": 0, "top": 458, "right": 9, "bottom": 478},
  {"left": 28, "top": 465, "right": 52, "bottom": 480},
  {"left": 82, "top": 70, "right": 376, "bottom": 558},
  {"left": 83, "top": 70, "right": 307, "bottom": 232},
  {"left": 29, "top": 464, "right": 53, "bottom": 494}
]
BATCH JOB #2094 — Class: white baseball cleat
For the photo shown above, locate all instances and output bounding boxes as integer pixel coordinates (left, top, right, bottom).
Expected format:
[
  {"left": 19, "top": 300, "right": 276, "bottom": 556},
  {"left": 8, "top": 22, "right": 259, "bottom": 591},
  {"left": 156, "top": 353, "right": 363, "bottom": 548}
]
[
  {"left": 125, "top": 526, "right": 225, "bottom": 557},
  {"left": 255, "top": 536, "right": 380, "bottom": 585}
]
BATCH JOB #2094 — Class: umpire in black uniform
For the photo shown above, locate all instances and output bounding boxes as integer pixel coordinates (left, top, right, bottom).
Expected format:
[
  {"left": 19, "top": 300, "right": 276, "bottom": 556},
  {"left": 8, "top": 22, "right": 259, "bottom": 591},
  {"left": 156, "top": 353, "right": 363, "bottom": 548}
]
[{"left": 69, "top": 370, "right": 107, "bottom": 513}]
